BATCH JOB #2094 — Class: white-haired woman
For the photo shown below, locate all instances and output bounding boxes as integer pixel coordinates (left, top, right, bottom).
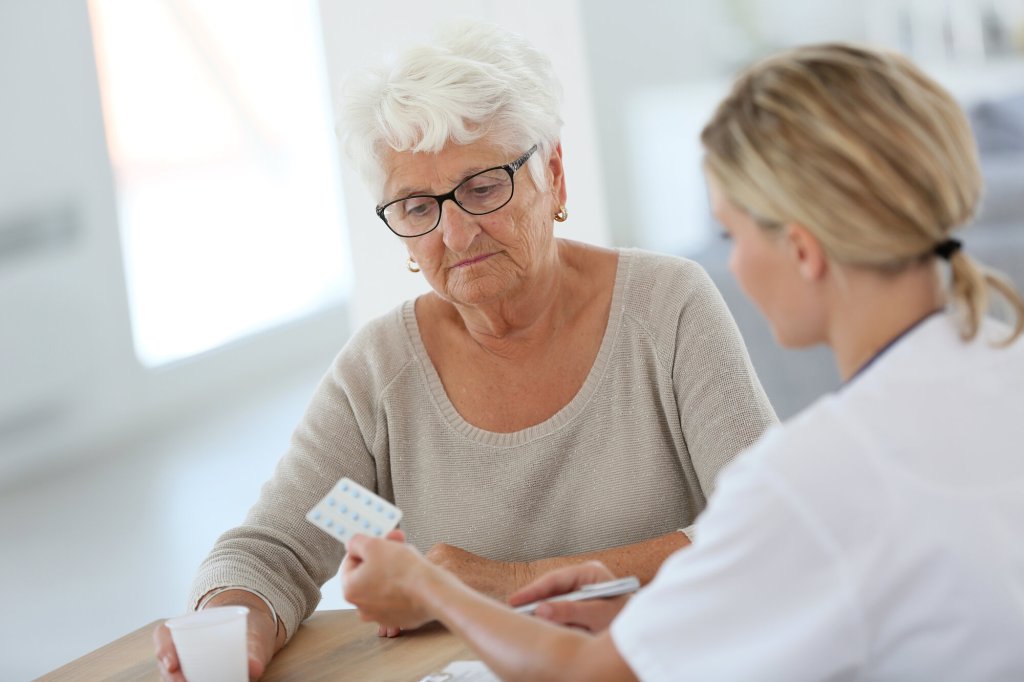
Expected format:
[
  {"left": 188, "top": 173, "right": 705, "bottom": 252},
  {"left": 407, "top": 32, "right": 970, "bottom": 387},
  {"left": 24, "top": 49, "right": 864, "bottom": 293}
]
[
  {"left": 340, "top": 43, "right": 1024, "bottom": 680},
  {"left": 153, "top": 22, "right": 775, "bottom": 680}
]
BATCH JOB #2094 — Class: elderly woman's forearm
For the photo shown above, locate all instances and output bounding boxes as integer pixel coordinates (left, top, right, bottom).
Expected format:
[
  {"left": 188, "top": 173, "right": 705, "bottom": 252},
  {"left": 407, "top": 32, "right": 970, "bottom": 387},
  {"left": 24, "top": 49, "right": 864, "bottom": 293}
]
[{"left": 531, "top": 530, "right": 689, "bottom": 586}]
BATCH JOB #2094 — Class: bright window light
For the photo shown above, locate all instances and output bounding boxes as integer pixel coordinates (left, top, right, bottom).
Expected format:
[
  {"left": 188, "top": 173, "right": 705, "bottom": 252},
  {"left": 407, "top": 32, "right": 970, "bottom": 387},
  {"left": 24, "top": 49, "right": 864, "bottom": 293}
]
[{"left": 88, "top": 0, "right": 350, "bottom": 366}]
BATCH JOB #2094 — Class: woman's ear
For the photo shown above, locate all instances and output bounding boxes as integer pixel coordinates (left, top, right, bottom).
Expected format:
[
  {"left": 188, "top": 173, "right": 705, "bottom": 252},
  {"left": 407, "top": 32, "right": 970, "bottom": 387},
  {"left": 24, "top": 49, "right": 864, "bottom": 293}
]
[
  {"left": 786, "top": 222, "right": 828, "bottom": 282},
  {"left": 547, "top": 142, "right": 567, "bottom": 206}
]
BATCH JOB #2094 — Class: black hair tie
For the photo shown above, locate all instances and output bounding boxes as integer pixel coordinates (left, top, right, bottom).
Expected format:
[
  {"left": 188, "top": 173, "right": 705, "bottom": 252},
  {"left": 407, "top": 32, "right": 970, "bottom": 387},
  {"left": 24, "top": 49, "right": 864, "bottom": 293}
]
[{"left": 934, "top": 238, "right": 962, "bottom": 260}]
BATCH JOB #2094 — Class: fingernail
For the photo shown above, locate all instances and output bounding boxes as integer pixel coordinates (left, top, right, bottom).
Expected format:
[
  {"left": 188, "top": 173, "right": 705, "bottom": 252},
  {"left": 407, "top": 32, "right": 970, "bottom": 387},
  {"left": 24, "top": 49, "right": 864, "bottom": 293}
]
[{"left": 161, "top": 655, "right": 172, "bottom": 670}]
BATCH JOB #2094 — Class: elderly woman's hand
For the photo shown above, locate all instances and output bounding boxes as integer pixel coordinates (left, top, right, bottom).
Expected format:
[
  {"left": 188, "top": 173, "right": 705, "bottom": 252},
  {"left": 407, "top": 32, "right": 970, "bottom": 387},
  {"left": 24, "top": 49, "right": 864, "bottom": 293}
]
[
  {"left": 342, "top": 529, "right": 437, "bottom": 631},
  {"left": 152, "top": 591, "right": 278, "bottom": 681},
  {"left": 424, "top": 543, "right": 535, "bottom": 599}
]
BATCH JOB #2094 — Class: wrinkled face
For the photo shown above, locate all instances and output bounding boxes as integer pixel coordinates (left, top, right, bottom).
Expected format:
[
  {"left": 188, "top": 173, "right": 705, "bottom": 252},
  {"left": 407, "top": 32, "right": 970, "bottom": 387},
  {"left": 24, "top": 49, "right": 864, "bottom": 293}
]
[
  {"left": 380, "top": 139, "right": 560, "bottom": 308},
  {"left": 707, "top": 176, "right": 824, "bottom": 348}
]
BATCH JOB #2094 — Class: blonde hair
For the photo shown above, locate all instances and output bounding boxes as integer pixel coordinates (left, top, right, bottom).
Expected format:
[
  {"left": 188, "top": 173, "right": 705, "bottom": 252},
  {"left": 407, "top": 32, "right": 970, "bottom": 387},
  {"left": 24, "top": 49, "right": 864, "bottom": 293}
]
[{"left": 701, "top": 43, "right": 1024, "bottom": 345}]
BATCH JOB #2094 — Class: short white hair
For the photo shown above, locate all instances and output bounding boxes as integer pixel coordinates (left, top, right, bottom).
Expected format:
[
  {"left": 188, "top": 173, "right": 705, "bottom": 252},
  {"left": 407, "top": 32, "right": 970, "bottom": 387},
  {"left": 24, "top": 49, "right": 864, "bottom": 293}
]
[{"left": 339, "top": 21, "right": 564, "bottom": 199}]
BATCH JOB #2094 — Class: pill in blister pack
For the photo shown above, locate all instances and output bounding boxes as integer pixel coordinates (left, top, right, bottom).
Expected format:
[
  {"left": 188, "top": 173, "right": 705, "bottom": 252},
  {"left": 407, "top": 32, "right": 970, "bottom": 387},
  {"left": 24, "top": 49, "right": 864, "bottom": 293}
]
[{"left": 305, "top": 477, "right": 402, "bottom": 546}]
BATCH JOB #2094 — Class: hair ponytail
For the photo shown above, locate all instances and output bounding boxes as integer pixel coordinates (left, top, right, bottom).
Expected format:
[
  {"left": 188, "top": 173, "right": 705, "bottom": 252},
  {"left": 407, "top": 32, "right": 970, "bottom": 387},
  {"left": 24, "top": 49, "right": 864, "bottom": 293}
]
[{"left": 949, "top": 252, "right": 1024, "bottom": 345}]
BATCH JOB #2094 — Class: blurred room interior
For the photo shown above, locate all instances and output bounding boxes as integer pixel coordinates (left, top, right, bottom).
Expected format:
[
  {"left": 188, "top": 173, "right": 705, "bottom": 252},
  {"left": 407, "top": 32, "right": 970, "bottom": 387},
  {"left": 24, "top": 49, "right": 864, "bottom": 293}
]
[{"left": 2, "top": 0, "right": 1022, "bottom": 678}]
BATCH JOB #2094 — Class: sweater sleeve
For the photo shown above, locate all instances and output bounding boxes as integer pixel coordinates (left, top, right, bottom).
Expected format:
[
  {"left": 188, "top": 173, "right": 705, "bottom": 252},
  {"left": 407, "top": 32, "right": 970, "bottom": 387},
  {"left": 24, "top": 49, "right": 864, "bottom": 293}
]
[
  {"left": 669, "top": 260, "right": 777, "bottom": 501},
  {"left": 187, "top": 320, "right": 395, "bottom": 641}
]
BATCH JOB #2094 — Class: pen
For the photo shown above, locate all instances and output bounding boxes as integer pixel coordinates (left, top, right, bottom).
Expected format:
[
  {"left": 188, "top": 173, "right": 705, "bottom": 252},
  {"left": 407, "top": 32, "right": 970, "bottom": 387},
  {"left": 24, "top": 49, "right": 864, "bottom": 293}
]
[{"left": 513, "top": 576, "right": 641, "bottom": 615}]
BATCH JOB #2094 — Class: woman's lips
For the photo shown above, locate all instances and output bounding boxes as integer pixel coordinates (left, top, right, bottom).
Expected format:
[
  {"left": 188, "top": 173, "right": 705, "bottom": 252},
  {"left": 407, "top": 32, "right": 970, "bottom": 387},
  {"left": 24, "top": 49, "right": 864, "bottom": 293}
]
[{"left": 452, "top": 252, "right": 496, "bottom": 268}]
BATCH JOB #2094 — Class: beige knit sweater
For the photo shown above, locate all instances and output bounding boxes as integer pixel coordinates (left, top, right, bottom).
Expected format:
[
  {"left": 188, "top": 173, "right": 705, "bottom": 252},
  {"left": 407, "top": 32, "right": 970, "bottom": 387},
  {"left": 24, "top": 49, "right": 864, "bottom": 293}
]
[{"left": 189, "top": 248, "right": 777, "bottom": 639}]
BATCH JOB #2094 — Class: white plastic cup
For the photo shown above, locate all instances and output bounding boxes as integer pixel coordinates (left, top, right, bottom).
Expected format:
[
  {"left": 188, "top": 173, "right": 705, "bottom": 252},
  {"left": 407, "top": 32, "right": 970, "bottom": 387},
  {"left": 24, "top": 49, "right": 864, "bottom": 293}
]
[{"left": 166, "top": 605, "right": 249, "bottom": 682}]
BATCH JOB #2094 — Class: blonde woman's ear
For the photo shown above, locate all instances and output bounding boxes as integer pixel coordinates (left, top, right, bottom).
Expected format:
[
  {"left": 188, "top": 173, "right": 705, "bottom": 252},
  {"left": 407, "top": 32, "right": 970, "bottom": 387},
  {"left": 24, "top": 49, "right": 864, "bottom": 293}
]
[{"left": 787, "top": 223, "right": 828, "bottom": 282}]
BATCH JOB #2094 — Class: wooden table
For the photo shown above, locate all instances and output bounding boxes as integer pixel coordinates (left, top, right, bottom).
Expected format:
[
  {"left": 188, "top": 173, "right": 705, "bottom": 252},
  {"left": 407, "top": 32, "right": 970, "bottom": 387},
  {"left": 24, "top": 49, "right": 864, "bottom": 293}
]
[{"left": 39, "top": 610, "right": 478, "bottom": 681}]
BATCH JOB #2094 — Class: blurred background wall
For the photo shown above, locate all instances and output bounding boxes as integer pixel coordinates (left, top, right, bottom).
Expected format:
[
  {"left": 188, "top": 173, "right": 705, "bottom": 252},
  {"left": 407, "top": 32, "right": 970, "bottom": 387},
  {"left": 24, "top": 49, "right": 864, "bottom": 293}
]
[
  {"left": 2, "top": 0, "right": 1022, "bottom": 678},
  {"left": 583, "top": 0, "right": 1024, "bottom": 417}
]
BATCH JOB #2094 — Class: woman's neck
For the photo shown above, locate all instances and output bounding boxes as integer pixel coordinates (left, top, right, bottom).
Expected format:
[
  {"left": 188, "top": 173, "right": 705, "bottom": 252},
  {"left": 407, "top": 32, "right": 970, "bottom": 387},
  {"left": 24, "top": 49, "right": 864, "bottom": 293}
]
[
  {"left": 445, "top": 240, "right": 583, "bottom": 357},
  {"left": 827, "top": 263, "right": 945, "bottom": 382}
]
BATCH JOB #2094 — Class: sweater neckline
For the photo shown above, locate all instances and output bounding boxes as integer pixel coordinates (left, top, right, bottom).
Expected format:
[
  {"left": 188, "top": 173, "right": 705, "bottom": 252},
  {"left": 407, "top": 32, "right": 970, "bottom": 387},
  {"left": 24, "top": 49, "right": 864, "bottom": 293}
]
[{"left": 402, "top": 248, "right": 632, "bottom": 447}]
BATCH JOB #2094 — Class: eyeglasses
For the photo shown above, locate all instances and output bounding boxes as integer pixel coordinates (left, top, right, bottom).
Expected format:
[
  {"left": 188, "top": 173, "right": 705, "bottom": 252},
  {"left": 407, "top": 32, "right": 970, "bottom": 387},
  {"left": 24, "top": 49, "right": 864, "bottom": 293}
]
[{"left": 375, "top": 145, "right": 538, "bottom": 238}]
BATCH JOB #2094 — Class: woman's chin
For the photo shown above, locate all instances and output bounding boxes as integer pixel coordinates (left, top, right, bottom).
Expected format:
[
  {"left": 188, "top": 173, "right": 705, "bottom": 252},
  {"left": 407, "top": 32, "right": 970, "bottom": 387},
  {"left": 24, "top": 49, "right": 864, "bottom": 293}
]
[
  {"left": 770, "top": 323, "right": 821, "bottom": 350},
  {"left": 441, "top": 265, "right": 515, "bottom": 304},
  {"left": 444, "top": 277, "right": 512, "bottom": 307}
]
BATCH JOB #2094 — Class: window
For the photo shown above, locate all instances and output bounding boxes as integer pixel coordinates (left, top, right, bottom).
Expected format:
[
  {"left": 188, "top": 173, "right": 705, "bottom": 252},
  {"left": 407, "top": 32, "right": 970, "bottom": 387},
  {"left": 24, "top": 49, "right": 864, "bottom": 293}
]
[{"left": 89, "top": 0, "right": 350, "bottom": 366}]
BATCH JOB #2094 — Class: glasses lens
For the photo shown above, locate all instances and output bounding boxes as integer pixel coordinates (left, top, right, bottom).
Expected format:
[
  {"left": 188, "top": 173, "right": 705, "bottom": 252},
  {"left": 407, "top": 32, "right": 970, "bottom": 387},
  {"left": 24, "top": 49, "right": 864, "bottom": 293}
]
[
  {"left": 455, "top": 169, "right": 513, "bottom": 214},
  {"left": 383, "top": 196, "right": 439, "bottom": 236}
]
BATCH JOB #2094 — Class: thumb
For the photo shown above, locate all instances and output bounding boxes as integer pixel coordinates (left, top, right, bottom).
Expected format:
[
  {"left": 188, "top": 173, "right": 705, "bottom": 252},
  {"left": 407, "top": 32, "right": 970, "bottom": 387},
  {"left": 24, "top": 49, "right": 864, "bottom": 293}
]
[
  {"left": 245, "top": 608, "right": 278, "bottom": 680},
  {"left": 246, "top": 633, "right": 273, "bottom": 679},
  {"left": 534, "top": 597, "right": 625, "bottom": 633},
  {"left": 509, "top": 561, "right": 615, "bottom": 606},
  {"left": 534, "top": 600, "right": 580, "bottom": 625},
  {"left": 248, "top": 653, "right": 267, "bottom": 680},
  {"left": 152, "top": 622, "right": 180, "bottom": 674},
  {"left": 385, "top": 528, "right": 406, "bottom": 543},
  {"left": 509, "top": 565, "right": 586, "bottom": 606},
  {"left": 347, "top": 533, "right": 370, "bottom": 559}
]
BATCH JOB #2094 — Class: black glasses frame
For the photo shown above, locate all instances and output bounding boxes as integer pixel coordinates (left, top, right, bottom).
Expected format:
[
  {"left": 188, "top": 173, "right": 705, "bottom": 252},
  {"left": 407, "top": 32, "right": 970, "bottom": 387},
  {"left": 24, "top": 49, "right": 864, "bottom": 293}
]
[{"left": 375, "top": 145, "right": 539, "bottom": 238}]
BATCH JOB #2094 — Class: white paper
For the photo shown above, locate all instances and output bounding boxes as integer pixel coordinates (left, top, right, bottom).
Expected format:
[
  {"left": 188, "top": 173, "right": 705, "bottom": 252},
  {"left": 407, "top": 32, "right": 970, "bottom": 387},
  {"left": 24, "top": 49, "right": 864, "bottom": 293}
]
[{"left": 418, "top": 660, "right": 500, "bottom": 681}]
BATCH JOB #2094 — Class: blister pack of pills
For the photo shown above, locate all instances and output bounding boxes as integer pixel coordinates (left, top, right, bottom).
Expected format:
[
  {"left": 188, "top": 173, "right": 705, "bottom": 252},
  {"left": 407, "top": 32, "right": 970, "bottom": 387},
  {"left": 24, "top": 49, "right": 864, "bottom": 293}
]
[{"left": 305, "top": 477, "right": 402, "bottom": 546}]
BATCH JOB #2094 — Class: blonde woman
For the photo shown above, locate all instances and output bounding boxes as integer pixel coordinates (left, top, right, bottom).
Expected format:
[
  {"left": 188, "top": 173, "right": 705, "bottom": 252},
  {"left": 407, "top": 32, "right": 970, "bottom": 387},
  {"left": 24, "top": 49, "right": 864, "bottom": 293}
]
[{"left": 341, "top": 43, "right": 1024, "bottom": 680}]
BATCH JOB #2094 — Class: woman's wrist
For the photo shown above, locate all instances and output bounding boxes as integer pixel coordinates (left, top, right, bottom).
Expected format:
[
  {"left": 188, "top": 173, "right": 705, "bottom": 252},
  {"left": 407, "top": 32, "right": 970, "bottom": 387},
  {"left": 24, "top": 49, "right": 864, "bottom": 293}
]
[
  {"left": 198, "top": 587, "right": 285, "bottom": 648},
  {"left": 524, "top": 557, "right": 553, "bottom": 582},
  {"left": 408, "top": 559, "right": 459, "bottom": 620}
]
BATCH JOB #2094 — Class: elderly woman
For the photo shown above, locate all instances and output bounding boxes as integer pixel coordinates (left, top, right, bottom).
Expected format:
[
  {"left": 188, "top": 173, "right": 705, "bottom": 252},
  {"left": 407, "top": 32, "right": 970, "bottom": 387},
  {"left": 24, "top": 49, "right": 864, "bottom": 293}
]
[
  {"left": 154, "top": 22, "right": 775, "bottom": 680},
  {"left": 340, "top": 43, "right": 1024, "bottom": 680}
]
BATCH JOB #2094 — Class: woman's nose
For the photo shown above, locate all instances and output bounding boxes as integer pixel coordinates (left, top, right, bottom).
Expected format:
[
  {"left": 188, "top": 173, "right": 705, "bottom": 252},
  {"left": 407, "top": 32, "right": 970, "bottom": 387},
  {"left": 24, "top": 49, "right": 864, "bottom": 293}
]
[{"left": 440, "top": 201, "right": 481, "bottom": 252}]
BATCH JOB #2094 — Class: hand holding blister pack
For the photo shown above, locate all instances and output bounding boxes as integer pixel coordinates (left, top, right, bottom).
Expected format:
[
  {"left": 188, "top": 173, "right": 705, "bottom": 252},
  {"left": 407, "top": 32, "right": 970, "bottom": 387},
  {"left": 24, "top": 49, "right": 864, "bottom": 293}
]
[{"left": 305, "top": 477, "right": 403, "bottom": 545}]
